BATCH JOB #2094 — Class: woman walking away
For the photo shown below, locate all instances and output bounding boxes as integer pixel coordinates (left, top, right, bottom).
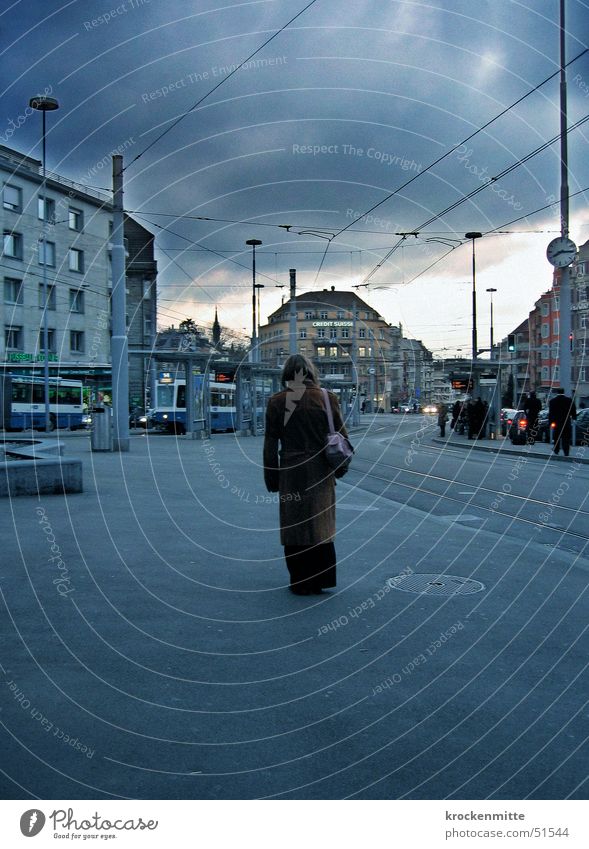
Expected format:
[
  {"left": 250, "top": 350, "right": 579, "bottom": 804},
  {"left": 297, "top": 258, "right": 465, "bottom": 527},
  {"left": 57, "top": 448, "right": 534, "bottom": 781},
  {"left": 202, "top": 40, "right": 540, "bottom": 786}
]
[{"left": 263, "top": 354, "right": 349, "bottom": 595}]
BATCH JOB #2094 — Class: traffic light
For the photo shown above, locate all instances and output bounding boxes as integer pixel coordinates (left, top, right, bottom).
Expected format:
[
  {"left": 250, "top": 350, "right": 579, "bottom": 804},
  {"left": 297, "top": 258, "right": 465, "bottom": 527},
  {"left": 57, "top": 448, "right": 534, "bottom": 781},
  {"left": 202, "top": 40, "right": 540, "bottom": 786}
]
[
  {"left": 507, "top": 334, "right": 515, "bottom": 352},
  {"left": 569, "top": 332, "right": 574, "bottom": 352}
]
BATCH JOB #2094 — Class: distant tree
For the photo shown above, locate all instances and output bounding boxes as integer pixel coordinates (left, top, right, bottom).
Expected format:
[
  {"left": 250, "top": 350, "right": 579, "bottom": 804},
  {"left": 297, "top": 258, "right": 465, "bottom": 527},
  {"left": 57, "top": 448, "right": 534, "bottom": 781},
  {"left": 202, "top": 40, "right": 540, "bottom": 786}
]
[
  {"left": 179, "top": 318, "right": 199, "bottom": 334},
  {"left": 502, "top": 373, "right": 514, "bottom": 407}
]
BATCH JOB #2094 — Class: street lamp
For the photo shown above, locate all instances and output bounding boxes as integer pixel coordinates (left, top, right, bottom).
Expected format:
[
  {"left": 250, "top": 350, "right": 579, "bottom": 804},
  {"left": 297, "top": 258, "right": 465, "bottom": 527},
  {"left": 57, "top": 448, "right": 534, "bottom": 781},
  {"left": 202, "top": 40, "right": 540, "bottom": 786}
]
[
  {"left": 486, "top": 287, "right": 497, "bottom": 358},
  {"left": 246, "top": 239, "right": 262, "bottom": 363},
  {"left": 255, "top": 283, "right": 264, "bottom": 343},
  {"left": 30, "top": 94, "right": 59, "bottom": 433},
  {"left": 465, "top": 232, "right": 482, "bottom": 361}
]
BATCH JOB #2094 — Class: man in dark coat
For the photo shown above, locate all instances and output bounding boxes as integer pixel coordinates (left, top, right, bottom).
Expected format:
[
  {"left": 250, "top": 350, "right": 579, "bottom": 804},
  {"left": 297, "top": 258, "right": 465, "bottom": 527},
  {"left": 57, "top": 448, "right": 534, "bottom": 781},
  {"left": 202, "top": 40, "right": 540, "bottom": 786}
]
[
  {"left": 548, "top": 388, "right": 576, "bottom": 457},
  {"left": 524, "top": 391, "right": 542, "bottom": 444}
]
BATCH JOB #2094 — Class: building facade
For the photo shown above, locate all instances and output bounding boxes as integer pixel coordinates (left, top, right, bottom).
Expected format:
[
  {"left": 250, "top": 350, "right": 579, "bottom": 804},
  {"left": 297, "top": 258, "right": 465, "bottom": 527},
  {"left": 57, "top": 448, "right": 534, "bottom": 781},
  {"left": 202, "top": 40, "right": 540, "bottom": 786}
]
[
  {"left": 259, "top": 287, "right": 404, "bottom": 410},
  {"left": 1, "top": 144, "right": 111, "bottom": 388},
  {"left": 1, "top": 143, "right": 157, "bottom": 408},
  {"left": 125, "top": 214, "right": 157, "bottom": 409}
]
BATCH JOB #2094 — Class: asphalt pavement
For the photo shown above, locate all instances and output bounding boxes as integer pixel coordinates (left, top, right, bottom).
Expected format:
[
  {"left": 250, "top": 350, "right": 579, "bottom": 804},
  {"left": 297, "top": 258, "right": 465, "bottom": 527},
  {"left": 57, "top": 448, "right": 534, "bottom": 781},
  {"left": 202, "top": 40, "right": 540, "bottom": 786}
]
[{"left": 0, "top": 423, "right": 588, "bottom": 800}]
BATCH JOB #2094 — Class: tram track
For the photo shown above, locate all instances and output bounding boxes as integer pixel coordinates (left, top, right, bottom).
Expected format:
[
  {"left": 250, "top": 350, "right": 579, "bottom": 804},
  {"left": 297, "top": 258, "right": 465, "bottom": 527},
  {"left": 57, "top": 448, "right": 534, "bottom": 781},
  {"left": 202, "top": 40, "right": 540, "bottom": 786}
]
[{"left": 346, "top": 454, "right": 589, "bottom": 545}]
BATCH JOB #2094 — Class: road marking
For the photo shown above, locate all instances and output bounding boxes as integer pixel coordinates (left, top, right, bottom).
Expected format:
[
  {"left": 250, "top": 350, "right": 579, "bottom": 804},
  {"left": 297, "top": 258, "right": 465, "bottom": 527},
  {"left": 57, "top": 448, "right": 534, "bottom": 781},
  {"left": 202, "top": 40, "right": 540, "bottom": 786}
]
[{"left": 439, "top": 515, "right": 483, "bottom": 523}]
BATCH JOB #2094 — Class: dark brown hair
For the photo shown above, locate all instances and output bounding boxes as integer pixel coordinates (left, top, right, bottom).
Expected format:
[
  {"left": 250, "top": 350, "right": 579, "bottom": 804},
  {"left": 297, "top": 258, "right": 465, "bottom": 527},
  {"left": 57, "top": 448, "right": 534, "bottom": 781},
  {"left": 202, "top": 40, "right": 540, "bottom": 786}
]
[{"left": 281, "top": 353, "right": 319, "bottom": 387}]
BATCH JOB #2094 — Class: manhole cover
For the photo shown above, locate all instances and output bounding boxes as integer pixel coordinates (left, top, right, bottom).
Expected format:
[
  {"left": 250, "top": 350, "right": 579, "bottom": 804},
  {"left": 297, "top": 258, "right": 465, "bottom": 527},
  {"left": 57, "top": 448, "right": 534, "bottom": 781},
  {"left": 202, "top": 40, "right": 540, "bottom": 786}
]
[{"left": 387, "top": 573, "right": 485, "bottom": 595}]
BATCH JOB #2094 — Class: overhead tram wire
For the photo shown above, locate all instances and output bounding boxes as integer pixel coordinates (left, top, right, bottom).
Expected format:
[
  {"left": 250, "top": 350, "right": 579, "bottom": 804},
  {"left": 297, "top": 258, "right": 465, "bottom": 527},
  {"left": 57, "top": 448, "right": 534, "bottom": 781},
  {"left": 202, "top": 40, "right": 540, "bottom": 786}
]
[
  {"left": 124, "top": 0, "right": 320, "bottom": 171},
  {"left": 356, "top": 112, "right": 589, "bottom": 287},
  {"left": 131, "top": 212, "right": 282, "bottom": 287},
  {"left": 377, "top": 183, "right": 589, "bottom": 292},
  {"left": 309, "top": 46, "right": 589, "bottom": 285}
]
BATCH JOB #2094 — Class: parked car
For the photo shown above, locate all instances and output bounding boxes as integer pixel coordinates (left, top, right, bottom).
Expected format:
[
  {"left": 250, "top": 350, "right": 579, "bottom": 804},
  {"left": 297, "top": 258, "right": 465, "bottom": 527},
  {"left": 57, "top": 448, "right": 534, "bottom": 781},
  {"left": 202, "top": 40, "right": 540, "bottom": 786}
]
[
  {"left": 508, "top": 411, "right": 529, "bottom": 445},
  {"left": 575, "top": 408, "right": 589, "bottom": 445},
  {"left": 500, "top": 408, "right": 519, "bottom": 436}
]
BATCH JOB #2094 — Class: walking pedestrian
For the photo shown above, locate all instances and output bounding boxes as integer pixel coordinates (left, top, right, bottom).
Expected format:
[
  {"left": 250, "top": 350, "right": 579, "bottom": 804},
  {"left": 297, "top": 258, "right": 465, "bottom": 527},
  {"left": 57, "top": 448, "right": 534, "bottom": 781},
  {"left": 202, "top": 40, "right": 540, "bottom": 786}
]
[
  {"left": 437, "top": 403, "right": 448, "bottom": 437},
  {"left": 523, "top": 391, "right": 542, "bottom": 444},
  {"left": 548, "top": 388, "right": 576, "bottom": 457},
  {"left": 263, "top": 354, "right": 348, "bottom": 595}
]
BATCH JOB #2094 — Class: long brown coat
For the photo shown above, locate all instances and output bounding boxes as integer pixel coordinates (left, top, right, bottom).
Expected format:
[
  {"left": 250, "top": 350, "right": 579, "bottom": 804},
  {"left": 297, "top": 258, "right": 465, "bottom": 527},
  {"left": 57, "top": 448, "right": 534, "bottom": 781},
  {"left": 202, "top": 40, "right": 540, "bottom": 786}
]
[{"left": 263, "top": 382, "right": 348, "bottom": 546}]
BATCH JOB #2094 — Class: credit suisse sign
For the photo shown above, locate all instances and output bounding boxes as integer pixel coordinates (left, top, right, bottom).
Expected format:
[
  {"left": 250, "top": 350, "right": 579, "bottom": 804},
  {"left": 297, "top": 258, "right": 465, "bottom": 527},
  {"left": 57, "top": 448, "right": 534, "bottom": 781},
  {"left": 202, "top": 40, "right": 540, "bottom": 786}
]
[{"left": 312, "top": 321, "right": 353, "bottom": 327}]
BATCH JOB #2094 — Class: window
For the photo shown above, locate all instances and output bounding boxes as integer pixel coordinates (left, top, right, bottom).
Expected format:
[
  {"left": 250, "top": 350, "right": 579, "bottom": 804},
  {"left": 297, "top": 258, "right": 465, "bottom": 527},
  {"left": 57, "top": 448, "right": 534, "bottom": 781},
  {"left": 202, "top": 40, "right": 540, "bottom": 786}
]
[
  {"left": 541, "top": 366, "right": 549, "bottom": 380},
  {"left": 70, "top": 330, "right": 85, "bottom": 353},
  {"left": 317, "top": 346, "right": 326, "bottom": 358},
  {"left": 299, "top": 329, "right": 307, "bottom": 339},
  {"left": 3, "top": 231, "right": 23, "bottom": 259},
  {"left": 359, "top": 346, "right": 366, "bottom": 358},
  {"left": 320, "top": 310, "right": 328, "bottom": 319},
  {"left": 39, "top": 284, "right": 56, "bottom": 311},
  {"left": 68, "top": 207, "right": 83, "bottom": 231},
  {"left": 3, "top": 184, "right": 22, "bottom": 212},
  {"left": 329, "top": 346, "right": 338, "bottom": 358},
  {"left": 541, "top": 301, "right": 549, "bottom": 317},
  {"left": 329, "top": 328, "right": 337, "bottom": 339},
  {"left": 337, "top": 311, "right": 344, "bottom": 319},
  {"left": 541, "top": 344, "right": 549, "bottom": 361},
  {"left": 541, "top": 323, "right": 549, "bottom": 339},
  {"left": 553, "top": 319, "right": 559, "bottom": 335},
  {"left": 581, "top": 316, "right": 589, "bottom": 330},
  {"left": 143, "top": 317, "right": 152, "bottom": 338},
  {"left": 359, "top": 328, "right": 366, "bottom": 338},
  {"left": 299, "top": 345, "right": 307, "bottom": 354},
  {"left": 69, "top": 288, "right": 84, "bottom": 313},
  {"left": 304, "top": 310, "right": 313, "bottom": 320},
  {"left": 38, "top": 196, "right": 56, "bottom": 222},
  {"left": 38, "top": 328, "right": 56, "bottom": 353},
  {"left": 5, "top": 325, "right": 23, "bottom": 350},
  {"left": 341, "top": 328, "right": 349, "bottom": 338},
  {"left": 4, "top": 277, "right": 23, "bottom": 304},
  {"left": 317, "top": 328, "right": 325, "bottom": 339},
  {"left": 68, "top": 248, "right": 84, "bottom": 273},
  {"left": 39, "top": 240, "right": 56, "bottom": 267},
  {"left": 379, "top": 329, "right": 385, "bottom": 340}
]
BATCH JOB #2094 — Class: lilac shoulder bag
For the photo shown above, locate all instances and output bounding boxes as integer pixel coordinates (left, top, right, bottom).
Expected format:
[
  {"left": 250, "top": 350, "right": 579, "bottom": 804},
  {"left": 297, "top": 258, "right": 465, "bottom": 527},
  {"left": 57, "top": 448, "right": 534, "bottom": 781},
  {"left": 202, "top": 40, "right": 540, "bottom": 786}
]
[{"left": 320, "top": 388, "right": 354, "bottom": 474}]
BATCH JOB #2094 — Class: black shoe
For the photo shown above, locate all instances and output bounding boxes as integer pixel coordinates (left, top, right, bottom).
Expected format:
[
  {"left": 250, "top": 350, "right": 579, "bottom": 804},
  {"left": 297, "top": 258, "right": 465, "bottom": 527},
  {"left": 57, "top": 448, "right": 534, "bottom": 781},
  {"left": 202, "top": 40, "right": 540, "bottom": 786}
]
[{"left": 290, "top": 586, "right": 311, "bottom": 595}]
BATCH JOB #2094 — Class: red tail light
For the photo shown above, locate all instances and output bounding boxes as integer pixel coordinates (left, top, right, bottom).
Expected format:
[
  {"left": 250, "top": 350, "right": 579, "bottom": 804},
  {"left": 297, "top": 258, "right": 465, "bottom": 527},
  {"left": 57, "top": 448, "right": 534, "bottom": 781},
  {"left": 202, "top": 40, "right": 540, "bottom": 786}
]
[
  {"left": 518, "top": 418, "right": 528, "bottom": 430},
  {"left": 550, "top": 422, "right": 556, "bottom": 429}
]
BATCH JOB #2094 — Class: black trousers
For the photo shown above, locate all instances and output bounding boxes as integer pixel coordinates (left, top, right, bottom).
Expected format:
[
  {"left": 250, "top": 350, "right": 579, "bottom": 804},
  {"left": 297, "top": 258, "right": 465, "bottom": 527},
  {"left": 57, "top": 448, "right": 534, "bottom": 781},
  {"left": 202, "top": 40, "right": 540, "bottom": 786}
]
[
  {"left": 553, "top": 431, "right": 572, "bottom": 456},
  {"left": 284, "top": 542, "right": 336, "bottom": 591}
]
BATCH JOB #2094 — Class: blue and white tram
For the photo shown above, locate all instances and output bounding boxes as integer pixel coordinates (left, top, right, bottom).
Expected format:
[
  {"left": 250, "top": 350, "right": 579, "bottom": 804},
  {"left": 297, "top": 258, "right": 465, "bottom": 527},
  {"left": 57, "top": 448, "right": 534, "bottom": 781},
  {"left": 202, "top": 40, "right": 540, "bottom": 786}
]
[
  {"left": 4, "top": 374, "right": 85, "bottom": 430},
  {"left": 151, "top": 375, "right": 237, "bottom": 434}
]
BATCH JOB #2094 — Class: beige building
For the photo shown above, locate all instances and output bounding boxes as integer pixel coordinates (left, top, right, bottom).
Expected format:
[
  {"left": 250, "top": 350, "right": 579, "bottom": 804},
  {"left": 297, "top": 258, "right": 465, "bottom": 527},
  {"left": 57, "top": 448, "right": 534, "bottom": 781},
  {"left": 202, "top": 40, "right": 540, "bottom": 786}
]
[{"left": 259, "top": 287, "right": 403, "bottom": 410}]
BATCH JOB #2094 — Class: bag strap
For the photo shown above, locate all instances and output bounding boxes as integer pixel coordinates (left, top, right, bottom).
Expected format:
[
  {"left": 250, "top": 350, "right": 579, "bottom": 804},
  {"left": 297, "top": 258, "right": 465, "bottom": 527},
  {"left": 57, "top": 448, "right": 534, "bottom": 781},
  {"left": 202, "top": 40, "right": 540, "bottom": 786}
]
[{"left": 320, "top": 388, "right": 336, "bottom": 435}]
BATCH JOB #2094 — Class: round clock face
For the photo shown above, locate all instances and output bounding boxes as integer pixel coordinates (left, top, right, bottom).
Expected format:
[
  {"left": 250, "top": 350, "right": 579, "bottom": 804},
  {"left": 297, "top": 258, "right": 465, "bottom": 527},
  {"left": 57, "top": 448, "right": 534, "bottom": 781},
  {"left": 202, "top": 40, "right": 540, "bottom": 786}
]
[{"left": 546, "top": 237, "right": 577, "bottom": 268}]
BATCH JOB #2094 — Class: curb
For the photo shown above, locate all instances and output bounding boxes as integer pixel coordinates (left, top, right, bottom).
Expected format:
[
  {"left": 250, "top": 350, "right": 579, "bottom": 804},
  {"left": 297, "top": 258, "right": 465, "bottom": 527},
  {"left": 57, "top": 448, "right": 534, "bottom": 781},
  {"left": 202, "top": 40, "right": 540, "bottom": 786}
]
[{"left": 431, "top": 436, "right": 589, "bottom": 464}]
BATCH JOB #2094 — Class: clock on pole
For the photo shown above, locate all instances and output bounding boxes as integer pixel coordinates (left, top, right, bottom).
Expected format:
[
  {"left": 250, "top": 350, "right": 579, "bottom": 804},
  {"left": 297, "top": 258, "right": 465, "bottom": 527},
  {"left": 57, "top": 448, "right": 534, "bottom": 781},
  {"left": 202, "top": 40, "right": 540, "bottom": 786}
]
[{"left": 546, "top": 236, "right": 577, "bottom": 268}]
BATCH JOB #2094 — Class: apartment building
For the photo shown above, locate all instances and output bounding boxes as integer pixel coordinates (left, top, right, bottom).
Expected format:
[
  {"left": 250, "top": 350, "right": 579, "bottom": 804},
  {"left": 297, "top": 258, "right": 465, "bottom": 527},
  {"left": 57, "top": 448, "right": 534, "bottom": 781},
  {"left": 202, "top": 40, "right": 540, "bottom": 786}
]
[{"left": 259, "top": 287, "right": 403, "bottom": 410}]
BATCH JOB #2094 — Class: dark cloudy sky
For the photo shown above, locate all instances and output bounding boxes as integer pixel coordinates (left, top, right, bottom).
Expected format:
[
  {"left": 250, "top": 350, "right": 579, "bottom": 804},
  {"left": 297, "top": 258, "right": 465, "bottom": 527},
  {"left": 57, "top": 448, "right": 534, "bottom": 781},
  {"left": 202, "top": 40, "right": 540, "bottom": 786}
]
[{"left": 3, "top": 0, "right": 589, "bottom": 353}]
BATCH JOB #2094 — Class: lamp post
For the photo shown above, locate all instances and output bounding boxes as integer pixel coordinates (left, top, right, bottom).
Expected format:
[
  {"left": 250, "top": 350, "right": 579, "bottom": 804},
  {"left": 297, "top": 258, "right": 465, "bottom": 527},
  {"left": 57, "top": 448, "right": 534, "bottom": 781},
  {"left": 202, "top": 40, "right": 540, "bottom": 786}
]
[
  {"left": 465, "top": 232, "right": 482, "bottom": 361},
  {"left": 486, "top": 287, "right": 497, "bottom": 358},
  {"left": 254, "top": 283, "right": 264, "bottom": 343},
  {"left": 30, "top": 94, "right": 59, "bottom": 433},
  {"left": 246, "top": 239, "right": 262, "bottom": 363}
]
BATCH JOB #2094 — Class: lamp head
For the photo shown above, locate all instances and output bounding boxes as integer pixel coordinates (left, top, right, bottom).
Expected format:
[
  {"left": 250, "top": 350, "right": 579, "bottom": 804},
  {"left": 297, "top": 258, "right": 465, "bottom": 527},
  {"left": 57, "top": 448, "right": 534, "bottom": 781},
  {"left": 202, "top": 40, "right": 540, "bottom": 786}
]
[{"left": 29, "top": 95, "right": 59, "bottom": 111}]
